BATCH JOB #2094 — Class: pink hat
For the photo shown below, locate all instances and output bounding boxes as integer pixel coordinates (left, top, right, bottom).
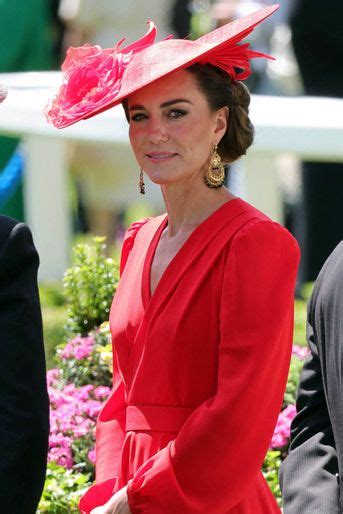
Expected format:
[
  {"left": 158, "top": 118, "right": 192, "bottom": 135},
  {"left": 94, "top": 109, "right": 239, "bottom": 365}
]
[{"left": 46, "top": 4, "right": 278, "bottom": 129}]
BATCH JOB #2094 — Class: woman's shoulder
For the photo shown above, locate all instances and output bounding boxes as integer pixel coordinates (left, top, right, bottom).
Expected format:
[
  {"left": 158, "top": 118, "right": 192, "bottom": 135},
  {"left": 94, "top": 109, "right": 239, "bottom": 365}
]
[
  {"left": 123, "top": 214, "right": 166, "bottom": 243},
  {"left": 230, "top": 198, "right": 300, "bottom": 258},
  {"left": 119, "top": 215, "right": 166, "bottom": 275},
  {"left": 123, "top": 217, "right": 151, "bottom": 242}
]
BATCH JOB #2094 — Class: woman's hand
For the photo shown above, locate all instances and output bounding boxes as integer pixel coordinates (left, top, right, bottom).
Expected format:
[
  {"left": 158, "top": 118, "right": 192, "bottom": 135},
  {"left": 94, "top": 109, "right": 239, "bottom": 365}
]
[{"left": 90, "top": 486, "right": 131, "bottom": 514}]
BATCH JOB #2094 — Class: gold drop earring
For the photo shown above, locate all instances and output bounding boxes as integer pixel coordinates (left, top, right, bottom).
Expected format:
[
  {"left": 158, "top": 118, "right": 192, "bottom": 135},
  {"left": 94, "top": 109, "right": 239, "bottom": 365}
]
[
  {"left": 204, "top": 144, "right": 225, "bottom": 189},
  {"left": 139, "top": 168, "right": 145, "bottom": 195}
]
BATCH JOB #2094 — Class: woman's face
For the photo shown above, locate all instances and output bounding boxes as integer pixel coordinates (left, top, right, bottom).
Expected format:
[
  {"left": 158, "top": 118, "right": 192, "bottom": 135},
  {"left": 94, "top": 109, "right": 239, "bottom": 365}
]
[{"left": 127, "top": 69, "right": 228, "bottom": 187}]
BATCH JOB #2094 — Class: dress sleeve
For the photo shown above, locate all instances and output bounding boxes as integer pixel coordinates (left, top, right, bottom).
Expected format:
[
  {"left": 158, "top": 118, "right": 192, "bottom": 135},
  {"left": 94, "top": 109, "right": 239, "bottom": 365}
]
[{"left": 126, "top": 220, "right": 300, "bottom": 514}]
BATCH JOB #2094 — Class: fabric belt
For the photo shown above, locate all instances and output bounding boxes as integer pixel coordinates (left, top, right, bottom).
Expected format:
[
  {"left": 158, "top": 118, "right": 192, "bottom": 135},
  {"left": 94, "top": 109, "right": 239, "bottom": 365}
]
[{"left": 125, "top": 404, "right": 194, "bottom": 432}]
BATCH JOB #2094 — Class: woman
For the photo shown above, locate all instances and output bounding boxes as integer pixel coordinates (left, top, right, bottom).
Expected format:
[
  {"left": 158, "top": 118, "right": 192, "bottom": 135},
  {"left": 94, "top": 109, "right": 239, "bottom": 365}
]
[{"left": 47, "top": 5, "right": 300, "bottom": 513}]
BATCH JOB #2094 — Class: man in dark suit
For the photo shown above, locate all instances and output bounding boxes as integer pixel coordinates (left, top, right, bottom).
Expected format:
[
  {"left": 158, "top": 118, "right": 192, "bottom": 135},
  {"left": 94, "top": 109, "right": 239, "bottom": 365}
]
[
  {"left": 0, "top": 216, "right": 49, "bottom": 513},
  {"left": 280, "top": 242, "right": 343, "bottom": 513}
]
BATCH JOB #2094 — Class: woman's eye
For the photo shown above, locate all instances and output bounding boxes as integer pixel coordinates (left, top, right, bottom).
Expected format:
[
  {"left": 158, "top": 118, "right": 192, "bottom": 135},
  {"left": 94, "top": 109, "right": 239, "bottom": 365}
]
[
  {"left": 130, "top": 113, "right": 147, "bottom": 122},
  {"left": 168, "top": 109, "right": 187, "bottom": 119}
]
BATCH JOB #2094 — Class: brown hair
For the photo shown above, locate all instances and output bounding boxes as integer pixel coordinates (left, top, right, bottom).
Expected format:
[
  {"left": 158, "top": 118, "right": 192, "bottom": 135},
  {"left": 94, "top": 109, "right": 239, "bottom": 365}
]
[{"left": 186, "top": 63, "right": 254, "bottom": 163}]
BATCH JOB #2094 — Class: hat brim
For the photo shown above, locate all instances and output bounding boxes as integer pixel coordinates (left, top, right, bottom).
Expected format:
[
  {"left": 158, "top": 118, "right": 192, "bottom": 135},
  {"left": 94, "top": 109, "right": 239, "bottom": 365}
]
[{"left": 51, "top": 4, "right": 279, "bottom": 128}]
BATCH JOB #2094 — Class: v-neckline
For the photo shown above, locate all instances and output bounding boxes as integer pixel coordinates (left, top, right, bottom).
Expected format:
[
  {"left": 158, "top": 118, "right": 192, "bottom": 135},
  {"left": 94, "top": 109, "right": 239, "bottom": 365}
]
[{"left": 142, "top": 197, "right": 241, "bottom": 308}]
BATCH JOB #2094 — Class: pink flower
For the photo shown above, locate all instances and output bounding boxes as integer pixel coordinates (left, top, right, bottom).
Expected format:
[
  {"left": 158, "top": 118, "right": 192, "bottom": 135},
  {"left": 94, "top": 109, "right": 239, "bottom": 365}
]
[
  {"left": 59, "top": 342, "right": 73, "bottom": 359},
  {"left": 46, "top": 368, "right": 60, "bottom": 386},
  {"left": 59, "top": 335, "right": 95, "bottom": 360},
  {"left": 48, "top": 446, "right": 74, "bottom": 469},
  {"left": 93, "top": 386, "right": 111, "bottom": 400},
  {"left": 46, "top": 368, "right": 111, "bottom": 470},
  {"left": 83, "top": 400, "right": 103, "bottom": 418},
  {"left": 45, "top": 22, "right": 157, "bottom": 128},
  {"left": 74, "top": 344, "right": 93, "bottom": 360},
  {"left": 72, "top": 420, "right": 94, "bottom": 438},
  {"left": 88, "top": 449, "right": 96, "bottom": 464},
  {"left": 49, "top": 433, "right": 72, "bottom": 449},
  {"left": 292, "top": 344, "right": 309, "bottom": 360},
  {"left": 270, "top": 404, "right": 297, "bottom": 449}
]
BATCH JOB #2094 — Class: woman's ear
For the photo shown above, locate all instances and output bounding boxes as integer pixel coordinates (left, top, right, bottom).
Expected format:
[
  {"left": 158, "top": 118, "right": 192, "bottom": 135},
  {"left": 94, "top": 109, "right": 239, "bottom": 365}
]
[{"left": 214, "top": 106, "right": 229, "bottom": 143}]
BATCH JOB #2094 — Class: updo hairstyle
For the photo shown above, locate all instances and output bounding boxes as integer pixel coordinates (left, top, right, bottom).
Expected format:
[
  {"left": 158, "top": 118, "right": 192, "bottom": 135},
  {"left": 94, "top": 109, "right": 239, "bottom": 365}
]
[{"left": 186, "top": 63, "right": 254, "bottom": 163}]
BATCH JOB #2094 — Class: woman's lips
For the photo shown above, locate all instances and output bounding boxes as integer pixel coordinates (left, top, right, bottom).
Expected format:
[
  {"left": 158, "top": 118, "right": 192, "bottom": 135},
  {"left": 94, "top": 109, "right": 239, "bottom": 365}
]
[{"left": 145, "top": 152, "right": 177, "bottom": 163}]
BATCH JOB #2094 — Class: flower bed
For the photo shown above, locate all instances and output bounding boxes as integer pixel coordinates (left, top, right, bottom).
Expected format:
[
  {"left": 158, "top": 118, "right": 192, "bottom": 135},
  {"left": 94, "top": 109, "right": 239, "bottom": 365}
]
[{"left": 48, "top": 326, "right": 113, "bottom": 465}]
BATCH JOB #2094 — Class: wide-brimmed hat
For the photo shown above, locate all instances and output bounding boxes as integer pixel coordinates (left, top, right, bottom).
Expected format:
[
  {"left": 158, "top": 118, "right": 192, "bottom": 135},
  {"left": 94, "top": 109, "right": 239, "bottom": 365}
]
[{"left": 46, "top": 4, "right": 278, "bottom": 129}]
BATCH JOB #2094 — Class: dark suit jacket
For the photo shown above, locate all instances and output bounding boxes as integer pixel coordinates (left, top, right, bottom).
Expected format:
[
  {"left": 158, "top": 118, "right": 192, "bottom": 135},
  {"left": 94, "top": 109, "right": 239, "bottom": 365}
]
[
  {"left": 280, "top": 242, "right": 343, "bottom": 513},
  {"left": 0, "top": 216, "right": 49, "bottom": 513}
]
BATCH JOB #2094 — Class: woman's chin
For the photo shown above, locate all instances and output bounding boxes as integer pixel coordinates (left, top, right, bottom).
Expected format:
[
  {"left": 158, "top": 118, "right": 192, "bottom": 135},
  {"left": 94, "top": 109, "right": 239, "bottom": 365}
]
[{"left": 145, "top": 173, "right": 179, "bottom": 186}]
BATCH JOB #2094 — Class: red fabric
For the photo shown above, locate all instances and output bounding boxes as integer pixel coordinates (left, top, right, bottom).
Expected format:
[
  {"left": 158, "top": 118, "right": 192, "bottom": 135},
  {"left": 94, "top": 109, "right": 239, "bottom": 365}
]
[
  {"left": 79, "top": 198, "right": 300, "bottom": 513},
  {"left": 119, "top": 218, "right": 151, "bottom": 277}
]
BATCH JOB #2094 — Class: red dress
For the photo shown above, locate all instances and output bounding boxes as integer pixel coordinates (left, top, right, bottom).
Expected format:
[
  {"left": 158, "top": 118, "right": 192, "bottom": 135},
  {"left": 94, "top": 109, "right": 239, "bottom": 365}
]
[{"left": 79, "top": 198, "right": 300, "bottom": 514}]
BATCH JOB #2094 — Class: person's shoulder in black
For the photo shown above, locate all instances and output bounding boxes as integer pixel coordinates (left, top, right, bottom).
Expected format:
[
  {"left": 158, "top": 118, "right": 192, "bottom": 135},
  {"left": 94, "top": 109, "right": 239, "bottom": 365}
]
[
  {"left": 280, "top": 242, "right": 343, "bottom": 513},
  {"left": 0, "top": 215, "right": 49, "bottom": 514}
]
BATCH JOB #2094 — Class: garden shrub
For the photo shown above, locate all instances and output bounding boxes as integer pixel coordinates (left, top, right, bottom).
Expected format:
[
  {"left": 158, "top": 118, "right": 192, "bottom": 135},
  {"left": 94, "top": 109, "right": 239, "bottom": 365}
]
[
  {"left": 43, "top": 327, "right": 112, "bottom": 512},
  {"left": 262, "top": 450, "right": 282, "bottom": 507},
  {"left": 55, "top": 323, "right": 112, "bottom": 387},
  {"left": 37, "top": 463, "right": 91, "bottom": 514},
  {"left": 63, "top": 236, "right": 119, "bottom": 336}
]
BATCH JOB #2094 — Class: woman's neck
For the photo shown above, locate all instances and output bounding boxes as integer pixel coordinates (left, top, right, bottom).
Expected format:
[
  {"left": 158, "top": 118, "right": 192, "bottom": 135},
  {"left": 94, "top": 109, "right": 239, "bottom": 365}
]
[{"left": 160, "top": 183, "right": 236, "bottom": 238}]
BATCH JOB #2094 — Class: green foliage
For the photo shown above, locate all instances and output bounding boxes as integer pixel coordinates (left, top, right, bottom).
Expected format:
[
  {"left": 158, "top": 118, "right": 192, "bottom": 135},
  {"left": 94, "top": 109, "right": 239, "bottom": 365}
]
[
  {"left": 39, "top": 282, "right": 68, "bottom": 369},
  {"left": 63, "top": 237, "right": 119, "bottom": 336},
  {"left": 189, "top": 6, "right": 211, "bottom": 39},
  {"left": 283, "top": 356, "right": 304, "bottom": 408},
  {"left": 37, "top": 463, "right": 91, "bottom": 514},
  {"left": 301, "top": 282, "right": 314, "bottom": 302},
  {"left": 263, "top": 450, "right": 282, "bottom": 506},
  {"left": 71, "top": 438, "right": 95, "bottom": 476},
  {"left": 40, "top": 282, "right": 66, "bottom": 307},
  {"left": 294, "top": 283, "right": 314, "bottom": 346},
  {"left": 43, "top": 306, "right": 68, "bottom": 369},
  {"left": 294, "top": 298, "right": 307, "bottom": 346}
]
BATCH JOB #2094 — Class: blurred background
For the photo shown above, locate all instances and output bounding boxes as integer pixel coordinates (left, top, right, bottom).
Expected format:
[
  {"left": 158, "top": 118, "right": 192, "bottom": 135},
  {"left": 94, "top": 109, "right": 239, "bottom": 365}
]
[{"left": 1, "top": 0, "right": 343, "bottom": 362}]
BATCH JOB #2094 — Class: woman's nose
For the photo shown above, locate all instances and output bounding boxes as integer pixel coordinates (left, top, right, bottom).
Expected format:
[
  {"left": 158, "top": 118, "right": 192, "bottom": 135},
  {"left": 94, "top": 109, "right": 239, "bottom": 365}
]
[{"left": 147, "top": 119, "right": 169, "bottom": 144}]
